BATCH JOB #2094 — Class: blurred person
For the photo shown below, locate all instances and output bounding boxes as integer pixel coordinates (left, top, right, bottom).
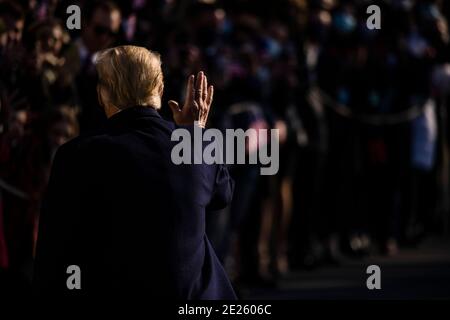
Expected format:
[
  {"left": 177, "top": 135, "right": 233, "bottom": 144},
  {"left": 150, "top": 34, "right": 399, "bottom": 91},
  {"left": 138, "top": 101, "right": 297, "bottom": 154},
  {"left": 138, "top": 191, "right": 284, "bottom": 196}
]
[
  {"left": 255, "top": 20, "right": 298, "bottom": 278},
  {"left": 79, "top": 1, "right": 121, "bottom": 56},
  {"left": 209, "top": 100, "right": 270, "bottom": 285},
  {"left": 315, "top": 1, "right": 386, "bottom": 257},
  {"left": 400, "top": 3, "right": 450, "bottom": 242},
  {"left": 30, "top": 18, "right": 66, "bottom": 59},
  {"left": 0, "top": 1, "right": 26, "bottom": 88},
  {"left": 163, "top": 35, "right": 204, "bottom": 120},
  {"left": 205, "top": 36, "right": 273, "bottom": 283},
  {"left": 432, "top": 63, "right": 450, "bottom": 234},
  {"left": 0, "top": 0, "right": 24, "bottom": 48},
  {"left": 1, "top": 106, "right": 78, "bottom": 292},
  {"left": 288, "top": 2, "right": 334, "bottom": 270},
  {"left": 205, "top": 11, "right": 298, "bottom": 284},
  {"left": 33, "top": 45, "right": 236, "bottom": 299},
  {"left": 0, "top": 1, "right": 29, "bottom": 121},
  {"left": 406, "top": 99, "right": 438, "bottom": 243},
  {"left": 24, "top": 18, "right": 75, "bottom": 110},
  {"left": 0, "top": 108, "right": 29, "bottom": 277},
  {"left": 68, "top": 0, "right": 122, "bottom": 133}
]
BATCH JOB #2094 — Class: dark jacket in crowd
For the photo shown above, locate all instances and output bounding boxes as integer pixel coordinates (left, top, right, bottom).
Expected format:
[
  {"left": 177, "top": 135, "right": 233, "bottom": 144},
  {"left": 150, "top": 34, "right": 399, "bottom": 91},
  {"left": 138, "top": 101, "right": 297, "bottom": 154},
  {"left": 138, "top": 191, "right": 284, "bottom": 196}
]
[{"left": 33, "top": 106, "right": 236, "bottom": 299}]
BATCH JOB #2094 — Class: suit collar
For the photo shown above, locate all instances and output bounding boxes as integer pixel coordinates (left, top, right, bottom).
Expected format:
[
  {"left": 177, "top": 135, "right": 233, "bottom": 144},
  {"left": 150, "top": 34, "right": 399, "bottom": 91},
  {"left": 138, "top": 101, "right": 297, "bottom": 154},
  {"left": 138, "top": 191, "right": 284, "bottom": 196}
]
[{"left": 107, "top": 106, "right": 162, "bottom": 129}]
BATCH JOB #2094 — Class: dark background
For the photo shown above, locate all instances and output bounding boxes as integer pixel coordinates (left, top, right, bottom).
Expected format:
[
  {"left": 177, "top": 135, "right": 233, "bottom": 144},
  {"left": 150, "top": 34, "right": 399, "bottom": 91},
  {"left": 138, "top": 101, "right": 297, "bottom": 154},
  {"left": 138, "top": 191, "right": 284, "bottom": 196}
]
[{"left": 0, "top": 0, "right": 449, "bottom": 299}]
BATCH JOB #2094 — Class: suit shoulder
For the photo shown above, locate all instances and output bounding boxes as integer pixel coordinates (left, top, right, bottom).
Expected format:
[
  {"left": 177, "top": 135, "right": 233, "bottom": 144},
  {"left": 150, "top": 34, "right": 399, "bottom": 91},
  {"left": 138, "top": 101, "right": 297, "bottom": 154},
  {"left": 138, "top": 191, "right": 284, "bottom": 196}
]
[{"left": 55, "top": 133, "right": 115, "bottom": 159}]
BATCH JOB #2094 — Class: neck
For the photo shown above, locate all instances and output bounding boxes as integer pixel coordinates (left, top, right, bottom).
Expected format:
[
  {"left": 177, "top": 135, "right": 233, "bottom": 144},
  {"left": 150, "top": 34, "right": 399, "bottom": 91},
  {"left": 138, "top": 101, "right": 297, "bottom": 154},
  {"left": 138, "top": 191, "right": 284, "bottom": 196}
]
[
  {"left": 143, "top": 96, "right": 161, "bottom": 109},
  {"left": 105, "top": 104, "right": 159, "bottom": 118},
  {"left": 105, "top": 104, "right": 122, "bottom": 118}
]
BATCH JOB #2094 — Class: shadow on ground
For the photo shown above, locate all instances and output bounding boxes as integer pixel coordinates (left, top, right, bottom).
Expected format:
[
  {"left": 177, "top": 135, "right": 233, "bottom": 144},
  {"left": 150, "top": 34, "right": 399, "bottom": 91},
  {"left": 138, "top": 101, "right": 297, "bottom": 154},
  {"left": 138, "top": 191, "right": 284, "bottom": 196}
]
[{"left": 240, "top": 237, "right": 450, "bottom": 300}]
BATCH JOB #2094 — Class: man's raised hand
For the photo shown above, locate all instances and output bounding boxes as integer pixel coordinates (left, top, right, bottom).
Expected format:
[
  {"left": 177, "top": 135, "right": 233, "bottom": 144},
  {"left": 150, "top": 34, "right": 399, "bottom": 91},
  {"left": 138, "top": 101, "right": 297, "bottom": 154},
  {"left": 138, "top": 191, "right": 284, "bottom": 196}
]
[{"left": 168, "top": 71, "right": 214, "bottom": 128}]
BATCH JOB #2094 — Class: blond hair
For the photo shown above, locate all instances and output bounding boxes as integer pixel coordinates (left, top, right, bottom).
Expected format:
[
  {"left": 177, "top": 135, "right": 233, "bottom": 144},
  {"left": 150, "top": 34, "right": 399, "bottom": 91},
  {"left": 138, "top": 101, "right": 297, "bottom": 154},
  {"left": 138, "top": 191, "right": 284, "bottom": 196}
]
[{"left": 95, "top": 45, "right": 163, "bottom": 109}]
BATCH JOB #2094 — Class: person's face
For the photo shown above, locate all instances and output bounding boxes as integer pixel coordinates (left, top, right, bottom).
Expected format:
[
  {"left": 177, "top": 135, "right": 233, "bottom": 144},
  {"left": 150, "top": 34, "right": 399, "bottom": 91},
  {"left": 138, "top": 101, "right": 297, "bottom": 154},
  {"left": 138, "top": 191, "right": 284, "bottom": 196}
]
[
  {"left": 85, "top": 8, "right": 121, "bottom": 52},
  {"left": 0, "top": 16, "right": 24, "bottom": 46},
  {"left": 48, "top": 121, "right": 75, "bottom": 148},
  {"left": 39, "top": 25, "right": 64, "bottom": 54},
  {"left": 9, "top": 110, "right": 28, "bottom": 139},
  {"left": 47, "top": 25, "right": 64, "bottom": 54}
]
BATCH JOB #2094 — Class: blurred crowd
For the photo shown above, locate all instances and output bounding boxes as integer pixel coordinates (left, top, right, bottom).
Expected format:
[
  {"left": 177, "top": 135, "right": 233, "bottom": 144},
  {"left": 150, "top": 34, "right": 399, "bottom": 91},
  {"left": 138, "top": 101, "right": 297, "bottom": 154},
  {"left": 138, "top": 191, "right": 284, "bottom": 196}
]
[{"left": 0, "top": 0, "right": 449, "bottom": 293}]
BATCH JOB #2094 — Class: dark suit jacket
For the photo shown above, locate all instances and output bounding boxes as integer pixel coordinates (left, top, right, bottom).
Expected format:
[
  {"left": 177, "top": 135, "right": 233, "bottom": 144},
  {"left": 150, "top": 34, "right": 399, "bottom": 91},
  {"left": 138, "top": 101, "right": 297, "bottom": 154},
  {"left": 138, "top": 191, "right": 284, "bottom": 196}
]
[{"left": 33, "top": 106, "right": 236, "bottom": 299}]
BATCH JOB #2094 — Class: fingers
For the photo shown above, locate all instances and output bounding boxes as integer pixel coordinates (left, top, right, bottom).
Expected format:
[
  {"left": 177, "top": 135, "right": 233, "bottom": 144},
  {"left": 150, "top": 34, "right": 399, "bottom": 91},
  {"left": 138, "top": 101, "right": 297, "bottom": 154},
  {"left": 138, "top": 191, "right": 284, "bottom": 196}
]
[
  {"left": 202, "top": 74, "right": 208, "bottom": 101},
  {"left": 168, "top": 100, "right": 180, "bottom": 113},
  {"left": 202, "top": 85, "right": 213, "bottom": 127},
  {"left": 206, "top": 85, "right": 214, "bottom": 107},
  {"left": 197, "top": 72, "right": 213, "bottom": 127},
  {"left": 185, "top": 75, "right": 195, "bottom": 107},
  {"left": 173, "top": 71, "right": 212, "bottom": 127},
  {"left": 192, "top": 100, "right": 200, "bottom": 120},
  {"left": 195, "top": 71, "right": 204, "bottom": 102},
  {"left": 193, "top": 71, "right": 213, "bottom": 103}
]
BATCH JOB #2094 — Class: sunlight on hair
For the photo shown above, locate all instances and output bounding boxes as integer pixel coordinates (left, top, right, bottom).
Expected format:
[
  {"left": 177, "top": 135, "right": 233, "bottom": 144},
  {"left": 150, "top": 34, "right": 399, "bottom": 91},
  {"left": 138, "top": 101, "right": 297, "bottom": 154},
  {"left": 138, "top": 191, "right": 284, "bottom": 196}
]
[{"left": 95, "top": 45, "right": 163, "bottom": 109}]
